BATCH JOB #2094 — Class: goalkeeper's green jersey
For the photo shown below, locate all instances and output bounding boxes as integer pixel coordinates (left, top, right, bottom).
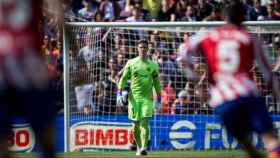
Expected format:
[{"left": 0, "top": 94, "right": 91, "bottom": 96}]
[{"left": 118, "top": 56, "right": 161, "bottom": 101}]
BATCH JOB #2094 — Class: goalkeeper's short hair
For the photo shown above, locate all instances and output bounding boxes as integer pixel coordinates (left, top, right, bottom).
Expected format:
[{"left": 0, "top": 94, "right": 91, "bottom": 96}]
[{"left": 138, "top": 39, "right": 148, "bottom": 46}]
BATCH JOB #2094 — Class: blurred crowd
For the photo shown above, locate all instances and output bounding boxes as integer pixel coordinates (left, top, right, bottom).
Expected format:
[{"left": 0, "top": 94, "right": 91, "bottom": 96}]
[
  {"left": 66, "top": 0, "right": 280, "bottom": 22},
  {"left": 42, "top": 0, "right": 280, "bottom": 115}
]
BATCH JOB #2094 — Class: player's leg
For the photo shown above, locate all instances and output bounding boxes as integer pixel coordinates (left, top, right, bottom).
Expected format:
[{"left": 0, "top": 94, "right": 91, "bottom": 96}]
[
  {"left": 22, "top": 86, "right": 57, "bottom": 158},
  {"left": 238, "top": 138, "right": 262, "bottom": 158},
  {"left": 0, "top": 88, "right": 15, "bottom": 158},
  {"left": 132, "top": 121, "right": 142, "bottom": 152},
  {"left": 249, "top": 96, "right": 280, "bottom": 158},
  {"left": 138, "top": 99, "right": 153, "bottom": 155},
  {"left": 36, "top": 124, "right": 56, "bottom": 158},
  {"left": 140, "top": 117, "right": 150, "bottom": 155},
  {"left": 215, "top": 97, "right": 261, "bottom": 158},
  {"left": 128, "top": 99, "right": 142, "bottom": 155}
]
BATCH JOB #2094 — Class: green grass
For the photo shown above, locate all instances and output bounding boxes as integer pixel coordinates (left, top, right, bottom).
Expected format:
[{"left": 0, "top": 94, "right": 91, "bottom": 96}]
[{"left": 12, "top": 150, "right": 253, "bottom": 158}]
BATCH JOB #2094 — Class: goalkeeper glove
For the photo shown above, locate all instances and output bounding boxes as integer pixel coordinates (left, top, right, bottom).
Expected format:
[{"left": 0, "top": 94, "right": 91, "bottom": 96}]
[
  {"left": 155, "top": 96, "right": 161, "bottom": 109},
  {"left": 117, "top": 90, "right": 128, "bottom": 106},
  {"left": 117, "top": 91, "right": 123, "bottom": 106}
]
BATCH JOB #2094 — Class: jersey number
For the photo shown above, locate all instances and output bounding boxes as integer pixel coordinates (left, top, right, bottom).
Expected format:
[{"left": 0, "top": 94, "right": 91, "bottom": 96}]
[{"left": 217, "top": 40, "right": 240, "bottom": 73}]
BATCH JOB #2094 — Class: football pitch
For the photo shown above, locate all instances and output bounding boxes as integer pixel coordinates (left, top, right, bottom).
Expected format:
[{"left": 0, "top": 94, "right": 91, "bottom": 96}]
[{"left": 13, "top": 150, "right": 259, "bottom": 158}]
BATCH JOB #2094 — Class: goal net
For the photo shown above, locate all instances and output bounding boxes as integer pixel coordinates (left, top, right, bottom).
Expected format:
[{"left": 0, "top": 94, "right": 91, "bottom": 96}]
[{"left": 63, "top": 22, "right": 280, "bottom": 152}]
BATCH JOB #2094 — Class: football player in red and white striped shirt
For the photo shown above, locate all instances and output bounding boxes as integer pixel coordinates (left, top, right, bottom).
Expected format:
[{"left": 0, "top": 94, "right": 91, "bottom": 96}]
[
  {"left": 178, "top": 1, "right": 280, "bottom": 158},
  {"left": 0, "top": 0, "right": 63, "bottom": 158}
]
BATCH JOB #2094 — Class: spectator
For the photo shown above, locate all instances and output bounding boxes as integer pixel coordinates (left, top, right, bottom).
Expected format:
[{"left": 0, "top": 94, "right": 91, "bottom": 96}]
[
  {"left": 94, "top": 81, "right": 114, "bottom": 115},
  {"left": 42, "top": 35, "right": 51, "bottom": 57},
  {"left": 160, "top": 50, "right": 177, "bottom": 81},
  {"left": 93, "top": 50, "right": 106, "bottom": 82},
  {"left": 177, "top": 33, "right": 189, "bottom": 59},
  {"left": 78, "top": 34, "right": 95, "bottom": 69},
  {"left": 104, "top": 70, "right": 119, "bottom": 114},
  {"left": 50, "top": 67, "right": 64, "bottom": 113},
  {"left": 126, "top": 6, "right": 144, "bottom": 22},
  {"left": 203, "top": 7, "right": 223, "bottom": 21},
  {"left": 181, "top": 6, "right": 197, "bottom": 21},
  {"left": 247, "top": 0, "right": 268, "bottom": 20},
  {"left": 196, "top": 0, "right": 213, "bottom": 21},
  {"left": 45, "top": 39, "right": 60, "bottom": 69},
  {"left": 112, "top": 33, "right": 124, "bottom": 52},
  {"left": 74, "top": 81, "right": 95, "bottom": 115},
  {"left": 175, "top": 0, "right": 189, "bottom": 18},
  {"left": 159, "top": 74, "right": 176, "bottom": 114},
  {"left": 171, "top": 90, "right": 197, "bottom": 114},
  {"left": 119, "top": 0, "right": 134, "bottom": 18},
  {"left": 158, "top": 0, "right": 175, "bottom": 21},
  {"left": 143, "top": 0, "right": 161, "bottom": 19},
  {"left": 93, "top": 11, "right": 104, "bottom": 22},
  {"left": 264, "top": 3, "right": 278, "bottom": 20},
  {"left": 63, "top": 1, "right": 76, "bottom": 21},
  {"left": 116, "top": 53, "right": 125, "bottom": 72},
  {"left": 125, "top": 6, "right": 147, "bottom": 39},
  {"left": 78, "top": 0, "right": 95, "bottom": 21},
  {"left": 106, "top": 57, "right": 117, "bottom": 75},
  {"left": 274, "top": 0, "right": 280, "bottom": 19},
  {"left": 99, "top": 0, "right": 115, "bottom": 21}
]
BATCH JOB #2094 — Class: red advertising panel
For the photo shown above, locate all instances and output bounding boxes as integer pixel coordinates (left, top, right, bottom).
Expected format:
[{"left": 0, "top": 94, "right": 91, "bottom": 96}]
[
  {"left": 70, "top": 122, "right": 134, "bottom": 151},
  {"left": 9, "top": 123, "right": 35, "bottom": 152}
]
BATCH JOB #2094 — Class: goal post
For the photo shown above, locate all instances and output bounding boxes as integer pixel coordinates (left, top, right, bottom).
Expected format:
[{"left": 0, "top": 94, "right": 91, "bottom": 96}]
[{"left": 63, "top": 21, "right": 280, "bottom": 152}]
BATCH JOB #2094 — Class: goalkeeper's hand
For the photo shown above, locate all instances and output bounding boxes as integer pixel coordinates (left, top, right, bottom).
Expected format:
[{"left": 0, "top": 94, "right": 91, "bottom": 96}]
[{"left": 155, "top": 96, "right": 161, "bottom": 109}]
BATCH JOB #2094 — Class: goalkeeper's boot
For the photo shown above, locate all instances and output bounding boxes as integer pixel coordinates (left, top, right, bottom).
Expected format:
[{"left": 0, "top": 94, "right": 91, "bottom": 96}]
[
  {"left": 129, "top": 140, "right": 137, "bottom": 151},
  {"left": 140, "top": 149, "right": 148, "bottom": 156},
  {"left": 136, "top": 148, "right": 147, "bottom": 156},
  {"left": 136, "top": 149, "right": 141, "bottom": 156}
]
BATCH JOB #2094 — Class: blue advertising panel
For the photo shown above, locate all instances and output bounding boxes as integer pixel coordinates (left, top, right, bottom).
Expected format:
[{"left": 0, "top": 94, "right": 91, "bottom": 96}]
[
  {"left": 67, "top": 114, "right": 280, "bottom": 151},
  {"left": 11, "top": 114, "right": 280, "bottom": 152}
]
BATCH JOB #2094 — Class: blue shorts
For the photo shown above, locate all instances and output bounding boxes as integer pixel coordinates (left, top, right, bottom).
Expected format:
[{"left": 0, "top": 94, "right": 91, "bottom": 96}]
[
  {"left": 215, "top": 95, "right": 273, "bottom": 140},
  {"left": 0, "top": 85, "right": 56, "bottom": 135}
]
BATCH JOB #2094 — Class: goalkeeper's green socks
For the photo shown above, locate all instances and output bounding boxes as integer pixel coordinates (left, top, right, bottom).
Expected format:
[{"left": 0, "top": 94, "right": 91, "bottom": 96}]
[
  {"left": 140, "top": 118, "right": 150, "bottom": 150},
  {"left": 133, "top": 122, "right": 141, "bottom": 150}
]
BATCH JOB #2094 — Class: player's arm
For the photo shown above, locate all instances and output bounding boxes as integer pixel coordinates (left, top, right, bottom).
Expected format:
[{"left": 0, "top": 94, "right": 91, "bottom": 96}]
[
  {"left": 177, "top": 32, "right": 206, "bottom": 80},
  {"left": 152, "top": 64, "right": 161, "bottom": 96},
  {"left": 118, "top": 61, "right": 131, "bottom": 91},
  {"left": 252, "top": 36, "right": 280, "bottom": 101},
  {"left": 152, "top": 64, "right": 161, "bottom": 109}
]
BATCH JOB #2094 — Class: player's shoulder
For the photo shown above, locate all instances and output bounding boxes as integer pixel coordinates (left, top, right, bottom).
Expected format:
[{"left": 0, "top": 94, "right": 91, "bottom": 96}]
[
  {"left": 127, "top": 57, "right": 138, "bottom": 63},
  {"left": 125, "top": 57, "right": 138, "bottom": 66},
  {"left": 147, "top": 59, "right": 158, "bottom": 68},
  {"left": 198, "top": 25, "right": 251, "bottom": 46}
]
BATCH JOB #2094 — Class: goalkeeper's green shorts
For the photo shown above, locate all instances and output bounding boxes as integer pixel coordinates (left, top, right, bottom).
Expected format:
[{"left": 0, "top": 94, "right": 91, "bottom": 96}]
[{"left": 128, "top": 98, "right": 153, "bottom": 121}]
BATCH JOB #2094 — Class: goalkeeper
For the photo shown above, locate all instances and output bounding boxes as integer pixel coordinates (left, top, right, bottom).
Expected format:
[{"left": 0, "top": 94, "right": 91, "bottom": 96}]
[{"left": 118, "top": 39, "right": 161, "bottom": 156}]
